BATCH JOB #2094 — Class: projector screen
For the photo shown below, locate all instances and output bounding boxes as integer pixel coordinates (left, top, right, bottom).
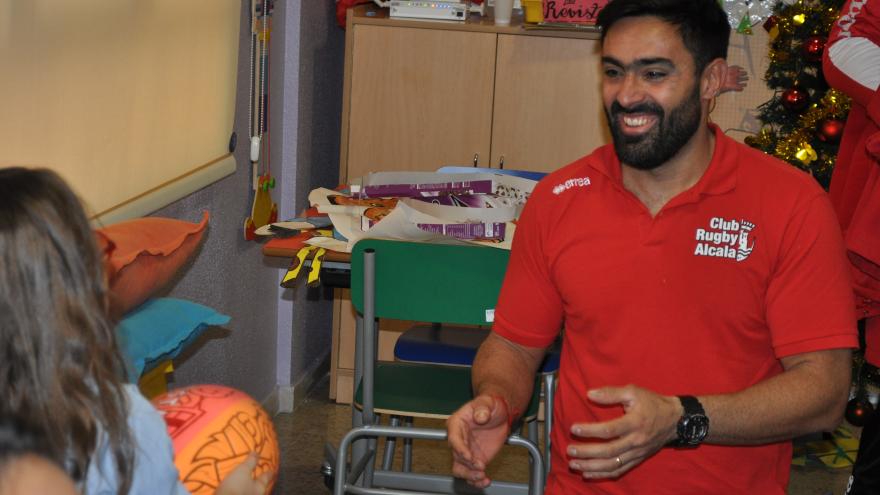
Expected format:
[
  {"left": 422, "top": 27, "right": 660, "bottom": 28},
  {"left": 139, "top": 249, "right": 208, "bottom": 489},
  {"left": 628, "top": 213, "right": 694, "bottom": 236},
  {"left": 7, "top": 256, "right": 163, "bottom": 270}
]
[{"left": 0, "top": 0, "right": 241, "bottom": 224}]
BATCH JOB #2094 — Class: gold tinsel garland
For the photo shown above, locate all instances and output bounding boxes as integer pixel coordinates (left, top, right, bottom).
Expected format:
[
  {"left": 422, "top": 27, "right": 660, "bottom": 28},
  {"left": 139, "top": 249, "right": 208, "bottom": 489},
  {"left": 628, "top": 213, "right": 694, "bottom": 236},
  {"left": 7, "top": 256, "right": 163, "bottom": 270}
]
[
  {"left": 773, "top": 90, "right": 851, "bottom": 172},
  {"left": 746, "top": 91, "right": 852, "bottom": 173}
]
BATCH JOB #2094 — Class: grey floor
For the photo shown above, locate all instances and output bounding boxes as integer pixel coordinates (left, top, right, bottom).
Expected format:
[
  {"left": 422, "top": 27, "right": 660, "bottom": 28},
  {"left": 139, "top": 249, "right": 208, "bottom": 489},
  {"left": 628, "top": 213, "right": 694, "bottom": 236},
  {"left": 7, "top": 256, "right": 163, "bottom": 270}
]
[{"left": 272, "top": 375, "right": 855, "bottom": 495}]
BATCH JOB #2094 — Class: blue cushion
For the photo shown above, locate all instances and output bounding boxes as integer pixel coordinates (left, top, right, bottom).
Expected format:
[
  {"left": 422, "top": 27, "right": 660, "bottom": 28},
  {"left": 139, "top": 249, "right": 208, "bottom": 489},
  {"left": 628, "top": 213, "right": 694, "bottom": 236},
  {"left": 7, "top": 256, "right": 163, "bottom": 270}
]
[{"left": 116, "top": 298, "right": 230, "bottom": 379}]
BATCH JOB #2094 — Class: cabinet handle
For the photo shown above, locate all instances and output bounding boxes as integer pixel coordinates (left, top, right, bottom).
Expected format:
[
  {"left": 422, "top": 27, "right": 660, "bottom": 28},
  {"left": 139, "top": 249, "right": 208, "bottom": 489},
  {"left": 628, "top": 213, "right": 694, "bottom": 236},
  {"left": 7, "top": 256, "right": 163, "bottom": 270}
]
[
  {"left": 473, "top": 153, "right": 479, "bottom": 167},
  {"left": 498, "top": 155, "right": 505, "bottom": 170}
]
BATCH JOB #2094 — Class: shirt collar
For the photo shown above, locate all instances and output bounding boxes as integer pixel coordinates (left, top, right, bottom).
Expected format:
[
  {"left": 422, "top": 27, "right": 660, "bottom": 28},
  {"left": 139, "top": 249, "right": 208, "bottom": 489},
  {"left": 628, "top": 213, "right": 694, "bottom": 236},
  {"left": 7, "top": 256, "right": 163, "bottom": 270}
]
[{"left": 586, "top": 123, "right": 738, "bottom": 198}]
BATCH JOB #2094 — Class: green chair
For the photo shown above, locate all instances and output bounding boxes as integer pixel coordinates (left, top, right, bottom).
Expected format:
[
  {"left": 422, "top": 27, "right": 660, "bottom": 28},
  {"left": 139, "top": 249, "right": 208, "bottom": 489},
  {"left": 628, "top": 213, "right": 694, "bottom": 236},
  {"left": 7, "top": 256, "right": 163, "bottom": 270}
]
[{"left": 332, "top": 239, "right": 545, "bottom": 495}]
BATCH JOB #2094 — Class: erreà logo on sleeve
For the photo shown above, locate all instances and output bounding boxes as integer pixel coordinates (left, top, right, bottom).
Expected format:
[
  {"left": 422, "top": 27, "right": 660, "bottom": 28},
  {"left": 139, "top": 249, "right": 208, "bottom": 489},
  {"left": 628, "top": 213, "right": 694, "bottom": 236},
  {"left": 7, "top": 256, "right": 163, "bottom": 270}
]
[
  {"left": 552, "top": 177, "right": 591, "bottom": 195},
  {"left": 693, "top": 217, "right": 756, "bottom": 262}
]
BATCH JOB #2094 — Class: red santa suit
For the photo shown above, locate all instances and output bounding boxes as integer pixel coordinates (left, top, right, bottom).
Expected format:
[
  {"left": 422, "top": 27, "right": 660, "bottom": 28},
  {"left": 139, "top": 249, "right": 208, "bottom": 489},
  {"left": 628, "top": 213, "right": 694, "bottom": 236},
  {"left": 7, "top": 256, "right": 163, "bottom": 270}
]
[
  {"left": 823, "top": 2, "right": 880, "bottom": 493},
  {"left": 823, "top": 0, "right": 880, "bottom": 365}
]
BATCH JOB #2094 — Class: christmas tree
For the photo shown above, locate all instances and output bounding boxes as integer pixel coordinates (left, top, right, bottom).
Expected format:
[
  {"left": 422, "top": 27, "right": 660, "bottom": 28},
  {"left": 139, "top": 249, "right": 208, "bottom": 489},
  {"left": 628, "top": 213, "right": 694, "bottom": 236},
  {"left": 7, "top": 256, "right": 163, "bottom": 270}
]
[{"left": 744, "top": 0, "right": 851, "bottom": 190}]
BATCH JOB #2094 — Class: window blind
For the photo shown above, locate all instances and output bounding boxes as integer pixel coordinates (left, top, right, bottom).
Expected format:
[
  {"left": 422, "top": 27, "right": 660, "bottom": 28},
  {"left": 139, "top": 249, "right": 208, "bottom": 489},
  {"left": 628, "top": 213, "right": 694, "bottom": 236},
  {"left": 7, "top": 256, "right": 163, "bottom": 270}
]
[{"left": 0, "top": 0, "right": 241, "bottom": 224}]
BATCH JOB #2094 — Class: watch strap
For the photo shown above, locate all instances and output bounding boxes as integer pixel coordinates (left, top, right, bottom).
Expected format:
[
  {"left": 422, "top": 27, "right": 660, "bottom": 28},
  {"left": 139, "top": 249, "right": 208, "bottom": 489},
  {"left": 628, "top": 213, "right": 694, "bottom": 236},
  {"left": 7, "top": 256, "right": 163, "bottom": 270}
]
[{"left": 679, "top": 395, "right": 705, "bottom": 415}]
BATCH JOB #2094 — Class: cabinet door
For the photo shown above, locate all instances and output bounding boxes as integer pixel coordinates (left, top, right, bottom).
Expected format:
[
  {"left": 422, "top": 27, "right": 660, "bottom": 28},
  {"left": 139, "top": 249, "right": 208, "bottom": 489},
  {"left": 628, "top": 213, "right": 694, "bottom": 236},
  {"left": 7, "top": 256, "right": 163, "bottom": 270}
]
[
  {"left": 491, "top": 34, "right": 609, "bottom": 174},
  {"left": 345, "top": 25, "right": 497, "bottom": 181}
]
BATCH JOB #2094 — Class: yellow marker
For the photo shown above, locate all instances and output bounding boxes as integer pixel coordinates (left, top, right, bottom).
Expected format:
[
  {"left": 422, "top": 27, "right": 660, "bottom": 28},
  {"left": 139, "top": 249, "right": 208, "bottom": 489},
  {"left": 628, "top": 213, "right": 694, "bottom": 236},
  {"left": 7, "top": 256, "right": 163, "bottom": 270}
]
[
  {"left": 281, "top": 246, "right": 316, "bottom": 287},
  {"left": 308, "top": 248, "right": 327, "bottom": 286}
]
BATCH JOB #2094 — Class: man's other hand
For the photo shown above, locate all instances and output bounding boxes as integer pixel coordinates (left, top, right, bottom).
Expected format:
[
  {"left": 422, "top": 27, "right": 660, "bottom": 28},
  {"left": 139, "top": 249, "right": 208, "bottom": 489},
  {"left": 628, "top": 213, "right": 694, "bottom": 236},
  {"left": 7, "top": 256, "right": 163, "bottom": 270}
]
[{"left": 447, "top": 394, "right": 511, "bottom": 489}]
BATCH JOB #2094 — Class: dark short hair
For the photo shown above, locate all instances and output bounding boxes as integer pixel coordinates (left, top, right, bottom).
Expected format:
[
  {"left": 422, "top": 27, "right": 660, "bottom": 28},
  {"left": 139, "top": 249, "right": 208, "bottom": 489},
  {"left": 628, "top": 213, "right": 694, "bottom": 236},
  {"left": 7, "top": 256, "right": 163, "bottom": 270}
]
[{"left": 597, "top": 0, "right": 730, "bottom": 75}]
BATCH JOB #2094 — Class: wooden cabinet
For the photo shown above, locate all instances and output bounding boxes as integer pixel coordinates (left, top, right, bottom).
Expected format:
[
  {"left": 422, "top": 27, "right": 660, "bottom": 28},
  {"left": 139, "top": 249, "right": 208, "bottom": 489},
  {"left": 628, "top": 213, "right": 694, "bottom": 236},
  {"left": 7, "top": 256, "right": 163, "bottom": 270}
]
[
  {"left": 491, "top": 34, "right": 608, "bottom": 171},
  {"left": 344, "top": 25, "right": 496, "bottom": 181},
  {"left": 330, "top": 6, "right": 608, "bottom": 403}
]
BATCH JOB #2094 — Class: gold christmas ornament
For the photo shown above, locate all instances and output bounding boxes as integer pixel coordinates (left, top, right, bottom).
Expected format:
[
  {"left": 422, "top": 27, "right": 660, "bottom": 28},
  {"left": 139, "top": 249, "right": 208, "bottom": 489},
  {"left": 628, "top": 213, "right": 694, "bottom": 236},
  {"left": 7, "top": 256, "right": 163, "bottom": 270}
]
[{"left": 795, "top": 143, "right": 818, "bottom": 164}]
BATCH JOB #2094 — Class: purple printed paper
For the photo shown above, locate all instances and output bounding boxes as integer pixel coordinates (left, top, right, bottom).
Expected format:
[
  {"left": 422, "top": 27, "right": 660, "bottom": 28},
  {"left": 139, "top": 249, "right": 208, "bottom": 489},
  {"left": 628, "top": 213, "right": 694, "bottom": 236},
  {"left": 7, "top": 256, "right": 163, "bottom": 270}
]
[
  {"left": 415, "top": 222, "right": 506, "bottom": 241},
  {"left": 361, "top": 180, "right": 494, "bottom": 198}
]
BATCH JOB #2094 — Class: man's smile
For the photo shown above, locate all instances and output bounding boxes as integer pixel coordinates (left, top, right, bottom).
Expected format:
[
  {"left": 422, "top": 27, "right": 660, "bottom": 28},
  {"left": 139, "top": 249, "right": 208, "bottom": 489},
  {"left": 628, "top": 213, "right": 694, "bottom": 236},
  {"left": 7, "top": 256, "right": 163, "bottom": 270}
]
[{"left": 619, "top": 113, "right": 658, "bottom": 135}]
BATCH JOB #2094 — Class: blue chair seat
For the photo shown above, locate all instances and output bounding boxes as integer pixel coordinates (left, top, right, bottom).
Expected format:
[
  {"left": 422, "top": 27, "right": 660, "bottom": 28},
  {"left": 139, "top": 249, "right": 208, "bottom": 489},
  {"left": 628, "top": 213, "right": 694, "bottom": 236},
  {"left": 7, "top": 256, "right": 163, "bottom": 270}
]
[{"left": 394, "top": 324, "right": 560, "bottom": 374}]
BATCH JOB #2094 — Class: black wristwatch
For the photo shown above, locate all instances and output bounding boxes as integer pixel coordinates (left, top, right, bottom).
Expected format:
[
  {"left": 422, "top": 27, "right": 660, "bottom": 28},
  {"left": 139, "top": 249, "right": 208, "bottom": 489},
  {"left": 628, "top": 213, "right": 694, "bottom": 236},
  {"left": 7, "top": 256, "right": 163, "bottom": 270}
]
[{"left": 670, "top": 395, "right": 709, "bottom": 448}]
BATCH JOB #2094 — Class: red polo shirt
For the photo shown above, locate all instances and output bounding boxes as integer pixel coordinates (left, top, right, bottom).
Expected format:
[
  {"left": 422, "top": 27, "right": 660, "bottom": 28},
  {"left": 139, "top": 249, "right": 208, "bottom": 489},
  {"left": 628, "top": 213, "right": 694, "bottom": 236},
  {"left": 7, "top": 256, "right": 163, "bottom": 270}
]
[{"left": 493, "top": 125, "right": 858, "bottom": 494}]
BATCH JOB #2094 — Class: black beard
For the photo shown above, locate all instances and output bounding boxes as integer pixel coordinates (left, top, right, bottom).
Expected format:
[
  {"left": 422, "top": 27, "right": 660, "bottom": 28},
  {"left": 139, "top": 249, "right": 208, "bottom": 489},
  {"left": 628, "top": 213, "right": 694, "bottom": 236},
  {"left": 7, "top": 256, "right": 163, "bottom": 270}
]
[{"left": 605, "top": 83, "right": 702, "bottom": 171}]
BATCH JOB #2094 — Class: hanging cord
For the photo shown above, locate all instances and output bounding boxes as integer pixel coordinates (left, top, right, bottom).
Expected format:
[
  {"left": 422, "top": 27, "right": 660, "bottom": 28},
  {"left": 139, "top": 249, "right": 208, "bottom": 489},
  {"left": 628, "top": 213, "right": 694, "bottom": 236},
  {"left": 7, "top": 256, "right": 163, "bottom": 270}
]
[
  {"left": 265, "top": 62, "right": 271, "bottom": 178},
  {"left": 258, "top": 0, "right": 269, "bottom": 176},
  {"left": 246, "top": 0, "right": 260, "bottom": 192},
  {"left": 260, "top": 0, "right": 270, "bottom": 177},
  {"left": 248, "top": 0, "right": 257, "bottom": 143}
]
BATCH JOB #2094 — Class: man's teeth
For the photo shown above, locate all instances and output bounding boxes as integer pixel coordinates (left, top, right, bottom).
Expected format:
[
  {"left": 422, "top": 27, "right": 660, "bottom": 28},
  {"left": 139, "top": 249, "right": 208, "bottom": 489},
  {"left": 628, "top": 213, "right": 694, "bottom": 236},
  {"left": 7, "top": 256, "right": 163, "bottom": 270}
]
[{"left": 624, "top": 116, "right": 649, "bottom": 127}]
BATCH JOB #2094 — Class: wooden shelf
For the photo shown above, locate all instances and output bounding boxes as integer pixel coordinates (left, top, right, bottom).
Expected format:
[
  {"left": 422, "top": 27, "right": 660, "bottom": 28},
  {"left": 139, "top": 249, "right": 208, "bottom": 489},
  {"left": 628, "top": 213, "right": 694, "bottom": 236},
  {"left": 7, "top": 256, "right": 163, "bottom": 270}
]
[{"left": 350, "top": 3, "right": 601, "bottom": 40}]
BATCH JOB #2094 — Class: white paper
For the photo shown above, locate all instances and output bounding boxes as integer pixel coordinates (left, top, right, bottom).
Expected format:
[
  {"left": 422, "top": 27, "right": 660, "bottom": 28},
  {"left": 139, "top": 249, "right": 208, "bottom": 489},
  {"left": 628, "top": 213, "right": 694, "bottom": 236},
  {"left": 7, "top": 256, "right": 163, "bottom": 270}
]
[
  {"left": 398, "top": 197, "right": 516, "bottom": 223},
  {"left": 304, "top": 236, "right": 350, "bottom": 253},
  {"left": 308, "top": 178, "right": 527, "bottom": 252}
]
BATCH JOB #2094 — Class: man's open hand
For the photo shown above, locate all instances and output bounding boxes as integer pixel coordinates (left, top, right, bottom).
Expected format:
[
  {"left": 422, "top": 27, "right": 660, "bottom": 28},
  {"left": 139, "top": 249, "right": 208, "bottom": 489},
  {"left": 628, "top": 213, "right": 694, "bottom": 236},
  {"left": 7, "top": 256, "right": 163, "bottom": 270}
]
[{"left": 566, "top": 385, "right": 682, "bottom": 479}]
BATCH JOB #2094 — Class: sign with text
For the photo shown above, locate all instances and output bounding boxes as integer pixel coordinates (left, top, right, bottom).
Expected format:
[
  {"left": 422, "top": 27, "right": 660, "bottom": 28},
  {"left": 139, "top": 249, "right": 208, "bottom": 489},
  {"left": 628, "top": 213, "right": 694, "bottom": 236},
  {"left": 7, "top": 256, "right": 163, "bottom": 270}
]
[{"left": 543, "top": 0, "right": 608, "bottom": 24}]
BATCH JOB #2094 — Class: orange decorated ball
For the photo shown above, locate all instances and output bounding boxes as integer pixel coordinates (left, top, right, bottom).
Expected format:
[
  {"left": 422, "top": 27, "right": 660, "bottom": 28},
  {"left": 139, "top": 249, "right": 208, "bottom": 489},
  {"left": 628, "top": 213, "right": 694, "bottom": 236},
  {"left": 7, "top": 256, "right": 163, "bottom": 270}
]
[{"left": 151, "top": 385, "right": 279, "bottom": 494}]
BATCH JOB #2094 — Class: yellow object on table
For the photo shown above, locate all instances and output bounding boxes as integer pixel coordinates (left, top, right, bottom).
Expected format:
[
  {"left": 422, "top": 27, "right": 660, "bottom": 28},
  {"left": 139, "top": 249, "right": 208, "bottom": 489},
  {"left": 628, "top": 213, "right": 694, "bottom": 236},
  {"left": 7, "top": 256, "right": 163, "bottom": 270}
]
[
  {"left": 138, "top": 360, "right": 174, "bottom": 399},
  {"left": 523, "top": 0, "right": 543, "bottom": 23}
]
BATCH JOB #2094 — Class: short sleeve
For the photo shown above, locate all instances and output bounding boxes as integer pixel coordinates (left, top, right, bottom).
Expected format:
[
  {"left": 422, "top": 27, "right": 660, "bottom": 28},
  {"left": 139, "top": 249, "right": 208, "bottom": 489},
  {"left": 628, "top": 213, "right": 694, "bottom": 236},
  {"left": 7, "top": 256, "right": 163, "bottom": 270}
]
[
  {"left": 84, "top": 385, "right": 189, "bottom": 495},
  {"left": 492, "top": 187, "right": 564, "bottom": 348},
  {"left": 766, "top": 194, "right": 859, "bottom": 358},
  {"left": 125, "top": 385, "right": 190, "bottom": 495}
]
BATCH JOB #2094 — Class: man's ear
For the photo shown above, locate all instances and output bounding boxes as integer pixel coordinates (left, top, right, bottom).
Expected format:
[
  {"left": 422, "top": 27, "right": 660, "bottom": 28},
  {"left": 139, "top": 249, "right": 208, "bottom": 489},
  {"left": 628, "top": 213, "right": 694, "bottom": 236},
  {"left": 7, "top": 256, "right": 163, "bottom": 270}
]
[{"left": 701, "top": 58, "right": 728, "bottom": 100}]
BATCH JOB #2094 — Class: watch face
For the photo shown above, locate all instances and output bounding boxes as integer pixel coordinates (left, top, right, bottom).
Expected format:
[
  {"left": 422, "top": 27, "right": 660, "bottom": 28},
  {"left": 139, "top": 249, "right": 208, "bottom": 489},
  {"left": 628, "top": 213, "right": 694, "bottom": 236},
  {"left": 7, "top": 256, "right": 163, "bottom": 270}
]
[{"left": 681, "top": 414, "right": 710, "bottom": 444}]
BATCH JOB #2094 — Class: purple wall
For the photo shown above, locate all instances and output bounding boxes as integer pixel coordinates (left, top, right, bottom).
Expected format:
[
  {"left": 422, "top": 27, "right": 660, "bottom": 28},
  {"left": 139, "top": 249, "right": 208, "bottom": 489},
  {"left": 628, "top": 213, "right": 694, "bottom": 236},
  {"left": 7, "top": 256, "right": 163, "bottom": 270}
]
[{"left": 153, "top": 0, "right": 344, "bottom": 409}]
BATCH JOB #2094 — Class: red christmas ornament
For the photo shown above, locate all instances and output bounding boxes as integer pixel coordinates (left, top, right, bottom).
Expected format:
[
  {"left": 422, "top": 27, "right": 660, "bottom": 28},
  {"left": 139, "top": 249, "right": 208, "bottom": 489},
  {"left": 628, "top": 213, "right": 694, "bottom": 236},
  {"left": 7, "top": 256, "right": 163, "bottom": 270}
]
[
  {"left": 817, "top": 118, "right": 845, "bottom": 143},
  {"left": 781, "top": 87, "right": 809, "bottom": 112},
  {"left": 802, "top": 35, "right": 826, "bottom": 62},
  {"left": 845, "top": 397, "right": 875, "bottom": 427},
  {"left": 763, "top": 15, "right": 778, "bottom": 32}
]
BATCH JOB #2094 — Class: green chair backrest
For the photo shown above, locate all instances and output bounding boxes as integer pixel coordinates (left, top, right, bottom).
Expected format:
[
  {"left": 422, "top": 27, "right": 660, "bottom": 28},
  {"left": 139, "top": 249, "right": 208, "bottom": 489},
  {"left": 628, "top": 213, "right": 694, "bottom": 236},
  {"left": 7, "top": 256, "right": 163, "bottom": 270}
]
[{"left": 351, "top": 239, "right": 510, "bottom": 326}]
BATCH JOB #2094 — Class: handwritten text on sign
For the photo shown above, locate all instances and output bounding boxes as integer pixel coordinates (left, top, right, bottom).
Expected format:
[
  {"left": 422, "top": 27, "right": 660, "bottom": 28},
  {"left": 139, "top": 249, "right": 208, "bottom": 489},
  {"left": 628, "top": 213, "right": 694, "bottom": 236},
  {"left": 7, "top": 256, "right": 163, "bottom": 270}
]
[{"left": 543, "top": 0, "right": 609, "bottom": 24}]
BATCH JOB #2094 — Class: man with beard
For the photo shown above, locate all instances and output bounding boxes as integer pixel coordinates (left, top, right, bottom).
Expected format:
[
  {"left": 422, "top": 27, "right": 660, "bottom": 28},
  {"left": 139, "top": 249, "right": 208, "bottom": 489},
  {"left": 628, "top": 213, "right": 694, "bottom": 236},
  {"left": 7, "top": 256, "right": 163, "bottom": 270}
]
[{"left": 446, "top": 0, "right": 858, "bottom": 493}]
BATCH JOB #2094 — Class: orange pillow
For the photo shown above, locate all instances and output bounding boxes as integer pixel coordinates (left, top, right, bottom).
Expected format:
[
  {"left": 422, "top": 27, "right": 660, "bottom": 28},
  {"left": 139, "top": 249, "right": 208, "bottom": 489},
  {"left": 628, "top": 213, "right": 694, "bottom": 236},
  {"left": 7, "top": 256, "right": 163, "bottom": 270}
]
[{"left": 96, "top": 212, "right": 209, "bottom": 318}]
